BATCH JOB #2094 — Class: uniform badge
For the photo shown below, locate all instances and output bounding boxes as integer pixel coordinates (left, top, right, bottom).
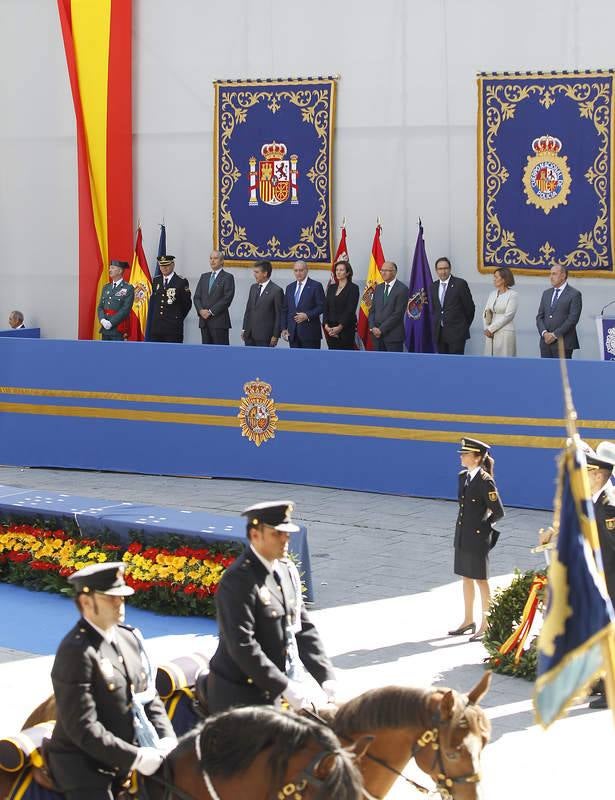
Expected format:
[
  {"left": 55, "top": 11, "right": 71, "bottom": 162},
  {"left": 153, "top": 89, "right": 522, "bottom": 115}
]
[
  {"left": 99, "top": 657, "right": 114, "bottom": 680},
  {"left": 489, "top": 491, "right": 498, "bottom": 502},
  {"left": 248, "top": 141, "right": 298, "bottom": 207},
  {"left": 258, "top": 585, "right": 271, "bottom": 605},
  {"left": 606, "top": 518, "right": 615, "bottom": 530},
  {"left": 522, "top": 134, "right": 571, "bottom": 215},
  {"left": 406, "top": 289, "right": 427, "bottom": 321},
  {"left": 116, "top": 288, "right": 128, "bottom": 297},
  {"left": 166, "top": 288, "right": 176, "bottom": 305},
  {"left": 238, "top": 378, "right": 278, "bottom": 447}
]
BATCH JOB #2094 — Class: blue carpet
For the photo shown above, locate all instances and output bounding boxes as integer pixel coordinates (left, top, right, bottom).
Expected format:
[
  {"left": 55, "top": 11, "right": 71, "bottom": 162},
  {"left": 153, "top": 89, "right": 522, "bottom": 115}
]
[{"left": 0, "top": 583, "right": 217, "bottom": 655}]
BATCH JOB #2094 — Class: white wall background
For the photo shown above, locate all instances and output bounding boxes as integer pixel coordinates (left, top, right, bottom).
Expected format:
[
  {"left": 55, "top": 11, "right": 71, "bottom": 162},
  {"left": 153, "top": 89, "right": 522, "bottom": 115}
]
[{"left": 2, "top": 0, "right": 615, "bottom": 356}]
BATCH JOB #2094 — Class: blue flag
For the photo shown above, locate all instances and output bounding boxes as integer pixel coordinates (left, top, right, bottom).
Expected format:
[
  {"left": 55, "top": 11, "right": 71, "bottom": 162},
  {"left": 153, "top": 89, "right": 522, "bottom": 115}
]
[
  {"left": 145, "top": 224, "right": 166, "bottom": 341},
  {"left": 404, "top": 223, "right": 435, "bottom": 353},
  {"left": 534, "top": 444, "right": 615, "bottom": 727}
]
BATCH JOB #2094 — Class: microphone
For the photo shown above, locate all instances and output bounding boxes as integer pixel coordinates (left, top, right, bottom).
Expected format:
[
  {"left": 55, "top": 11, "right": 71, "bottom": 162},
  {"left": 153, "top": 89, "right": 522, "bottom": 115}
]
[{"left": 600, "top": 300, "right": 615, "bottom": 315}]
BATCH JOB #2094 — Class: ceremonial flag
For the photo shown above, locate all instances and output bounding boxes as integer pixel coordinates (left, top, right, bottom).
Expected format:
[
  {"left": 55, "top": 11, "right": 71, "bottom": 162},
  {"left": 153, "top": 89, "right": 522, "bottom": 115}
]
[
  {"left": 127, "top": 227, "right": 152, "bottom": 341},
  {"left": 357, "top": 224, "right": 385, "bottom": 350},
  {"left": 329, "top": 220, "right": 349, "bottom": 286},
  {"left": 405, "top": 222, "right": 436, "bottom": 353},
  {"left": 145, "top": 224, "right": 165, "bottom": 341},
  {"left": 534, "top": 441, "right": 615, "bottom": 727},
  {"left": 58, "top": 0, "right": 133, "bottom": 340}
]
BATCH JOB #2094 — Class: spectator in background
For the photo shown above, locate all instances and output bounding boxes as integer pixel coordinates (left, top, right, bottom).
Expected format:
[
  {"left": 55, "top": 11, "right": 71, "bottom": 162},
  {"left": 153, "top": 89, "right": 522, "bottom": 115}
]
[
  {"left": 323, "top": 260, "right": 360, "bottom": 350},
  {"left": 242, "top": 260, "right": 284, "bottom": 347},
  {"left": 483, "top": 267, "right": 518, "bottom": 356},
  {"left": 8, "top": 310, "right": 25, "bottom": 329},
  {"left": 281, "top": 261, "right": 326, "bottom": 349},
  {"left": 536, "top": 265, "right": 582, "bottom": 358}
]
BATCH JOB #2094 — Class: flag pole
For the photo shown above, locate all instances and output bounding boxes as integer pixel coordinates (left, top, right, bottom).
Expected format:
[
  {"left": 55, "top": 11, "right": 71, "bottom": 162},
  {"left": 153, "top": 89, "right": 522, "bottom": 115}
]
[{"left": 558, "top": 339, "right": 615, "bottom": 724}]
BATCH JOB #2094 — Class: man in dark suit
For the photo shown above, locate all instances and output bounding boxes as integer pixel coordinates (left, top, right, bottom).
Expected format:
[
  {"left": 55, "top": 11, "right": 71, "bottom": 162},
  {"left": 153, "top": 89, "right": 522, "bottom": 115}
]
[
  {"left": 207, "top": 501, "right": 337, "bottom": 714},
  {"left": 193, "top": 250, "right": 235, "bottom": 345},
  {"left": 97, "top": 260, "right": 134, "bottom": 341},
  {"left": 46, "top": 563, "right": 176, "bottom": 799},
  {"left": 431, "top": 257, "right": 475, "bottom": 354},
  {"left": 147, "top": 255, "right": 192, "bottom": 343},
  {"left": 281, "top": 261, "right": 326, "bottom": 348},
  {"left": 242, "top": 260, "right": 284, "bottom": 347},
  {"left": 368, "top": 261, "right": 408, "bottom": 351},
  {"left": 585, "top": 445, "right": 615, "bottom": 709},
  {"left": 536, "top": 265, "right": 582, "bottom": 358}
]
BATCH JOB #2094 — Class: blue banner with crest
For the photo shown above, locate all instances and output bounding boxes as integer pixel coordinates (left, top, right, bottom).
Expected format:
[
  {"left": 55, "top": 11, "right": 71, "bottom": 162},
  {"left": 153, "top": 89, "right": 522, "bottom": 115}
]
[
  {"left": 478, "top": 71, "right": 615, "bottom": 277},
  {"left": 213, "top": 78, "right": 337, "bottom": 268}
]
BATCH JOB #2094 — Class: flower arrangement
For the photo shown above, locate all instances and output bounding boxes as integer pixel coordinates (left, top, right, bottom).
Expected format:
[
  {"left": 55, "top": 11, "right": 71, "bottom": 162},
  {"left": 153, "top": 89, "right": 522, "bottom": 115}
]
[{"left": 0, "top": 523, "right": 242, "bottom": 617}]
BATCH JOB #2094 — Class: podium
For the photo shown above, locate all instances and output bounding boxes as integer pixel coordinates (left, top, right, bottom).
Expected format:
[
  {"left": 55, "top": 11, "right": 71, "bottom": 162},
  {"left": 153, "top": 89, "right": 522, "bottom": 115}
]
[{"left": 595, "top": 316, "right": 615, "bottom": 360}]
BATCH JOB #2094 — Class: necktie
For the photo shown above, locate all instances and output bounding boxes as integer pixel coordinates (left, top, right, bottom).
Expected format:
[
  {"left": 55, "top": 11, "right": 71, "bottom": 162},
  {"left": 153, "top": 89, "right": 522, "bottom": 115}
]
[
  {"left": 209, "top": 272, "right": 216, "bottom": 291},
  {"left": 550, "top": 288, "right": 560, "bottom": 309},
  {"left": 384, "top": 283, "right": 390, "bottom": 303},
  {"left": 113, "top": 282, "right": 118, "bottom": 290},
  {"left": 163, "top": 278, "right": 168, "bottom": 290},
  {"left": 465, "top": 472, "right": 471, "bottom": 489},
  {"left": 439, "top": 282, "right": 447, "bottom": 305},
  {"left": 294, "top": 282, "right": 302, "bottom": 305},
  {"left": 256, "top": 285, "right": 264, "bottom": 303}
]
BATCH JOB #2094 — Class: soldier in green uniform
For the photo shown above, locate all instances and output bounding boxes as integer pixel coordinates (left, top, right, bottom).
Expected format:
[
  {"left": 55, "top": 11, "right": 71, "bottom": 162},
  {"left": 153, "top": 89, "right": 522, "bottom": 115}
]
[
  {"left": 97, "top": 260, "right": 135, "bottom": 341},
  {"left": 147, "top": 255, "right": 192, "bottom": 343}
]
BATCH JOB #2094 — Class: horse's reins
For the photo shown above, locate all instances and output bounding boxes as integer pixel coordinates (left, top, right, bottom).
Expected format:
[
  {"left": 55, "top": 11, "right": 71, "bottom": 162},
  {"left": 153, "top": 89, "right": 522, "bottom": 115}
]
[{"left": 303, "top": 700, "right": 482, "bottom": 800}]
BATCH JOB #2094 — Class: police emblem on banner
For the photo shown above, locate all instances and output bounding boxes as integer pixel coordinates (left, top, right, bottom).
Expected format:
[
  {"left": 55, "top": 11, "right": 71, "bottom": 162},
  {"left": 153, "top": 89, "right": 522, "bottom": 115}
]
[
  {"left": 238, "top": 378, "right": 278, "bottom": 447},
  {"left": 248, "top": 142, "right": 298, "bottom": 206},
  {"left": 406, "top": 289, "right": 427, "bottom": 321},
  {"left": 523, "top": 135, "right": 571, "bottom": 215}
]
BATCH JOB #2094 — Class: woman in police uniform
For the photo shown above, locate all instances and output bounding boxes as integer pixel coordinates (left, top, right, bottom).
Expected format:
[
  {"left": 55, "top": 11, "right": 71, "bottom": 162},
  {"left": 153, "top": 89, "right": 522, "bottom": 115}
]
[{"left": 449, "top": 438, "right": 504, "bottom": 642}]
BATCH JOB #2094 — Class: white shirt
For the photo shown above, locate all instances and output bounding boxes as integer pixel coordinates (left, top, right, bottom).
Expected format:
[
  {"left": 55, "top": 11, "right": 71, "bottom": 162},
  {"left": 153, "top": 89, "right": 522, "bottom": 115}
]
[
  {"left": 258, "top": 279, "right": 271, "bottom": 294},
  {"left": 552, "top": 282, "right": 567, "bottom": 301},
  {"left": 383, "top": 278, "right": 397, "bottom": 292},
  {"left": 466, "top": 466, "right": 481, "bottom": 483},
  {"left": 162, "top": 272, "right": 175, "bottom": 286},
  {"left": 112, "top": 280, "right": 122, "bottom": 290},
  {"left": 295, "top": 280, "right": 305, "bottom": 300}
]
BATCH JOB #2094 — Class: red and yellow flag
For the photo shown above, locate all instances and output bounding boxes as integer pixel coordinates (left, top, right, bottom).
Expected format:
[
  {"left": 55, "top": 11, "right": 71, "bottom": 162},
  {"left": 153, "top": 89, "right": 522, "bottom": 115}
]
[
  {"left": 128, "top": 227, "right": 152, "bottom": 341},
  {"left": 329, "top": 220, "right": 349, "bottom": 286},
  {"left": 58, "top": 0, "right": 133, "bottom": 340},
  {"left": 357, "top": 223, "right": 385, "bottom": 350}
]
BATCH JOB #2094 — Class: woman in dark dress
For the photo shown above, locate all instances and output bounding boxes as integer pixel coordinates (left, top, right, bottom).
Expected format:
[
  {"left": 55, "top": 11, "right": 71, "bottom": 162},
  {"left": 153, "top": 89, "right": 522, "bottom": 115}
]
[
  {"left": 449, "top": 437, "right": 504, "bottom": 642},
  {"left": 323, "top": 260, "right": 360, "bottom": 350}
]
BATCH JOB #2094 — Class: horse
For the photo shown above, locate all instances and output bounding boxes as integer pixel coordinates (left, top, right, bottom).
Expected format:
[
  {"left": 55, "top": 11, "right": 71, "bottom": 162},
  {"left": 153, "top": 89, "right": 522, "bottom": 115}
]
[
  {"left": 142, "top": 705, "right": 367, "bottom": 800},
  {"left": 324, "top": 672, "right": 492, "bottom": 800}
]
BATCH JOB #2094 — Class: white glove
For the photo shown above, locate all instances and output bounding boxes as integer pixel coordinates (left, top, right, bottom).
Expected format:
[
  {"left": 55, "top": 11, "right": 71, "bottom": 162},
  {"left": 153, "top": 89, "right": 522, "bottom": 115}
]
[
  {"left": 100, "top": 318, "right": 112, "bottom": 330},
  {"left": 156, "top": 736, "right": 178, "bottom": 755},
  {"left": 321, "top": 679, "right": 339, "bottom": 703},
  {"left": 283, "top": 679, "right": 312, "bottom": 711},
  {"left": 133, "top": 746, "right": 164, "bottom": 776}
]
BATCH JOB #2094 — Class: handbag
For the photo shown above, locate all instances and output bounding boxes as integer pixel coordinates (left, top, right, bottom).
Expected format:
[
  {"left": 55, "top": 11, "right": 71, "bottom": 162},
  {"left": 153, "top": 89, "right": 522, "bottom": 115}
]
[
  {"left": 489, "top": 528, "right": 500, "bottom": 550},
  {"left": 483, "top": 307, "right": 493, "bottom": 325}
]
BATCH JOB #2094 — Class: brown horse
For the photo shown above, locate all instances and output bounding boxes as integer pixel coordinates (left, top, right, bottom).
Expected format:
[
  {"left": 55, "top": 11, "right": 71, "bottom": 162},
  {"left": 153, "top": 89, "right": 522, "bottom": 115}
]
[
  {"left": 144, "top": 705, "right": 367, "bottom": 800},
  {"left": 327, "top": 672, "right": 492, "bottom": 800},
  {"left": 21, "top": 696, "right": 56, "bottom": 730}
]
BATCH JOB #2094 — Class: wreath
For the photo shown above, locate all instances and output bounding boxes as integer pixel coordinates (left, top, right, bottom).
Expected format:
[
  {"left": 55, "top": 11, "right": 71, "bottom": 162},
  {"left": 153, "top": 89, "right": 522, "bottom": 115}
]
[{"left": 483, "top": 569, "right": 546, "bottom": 681}]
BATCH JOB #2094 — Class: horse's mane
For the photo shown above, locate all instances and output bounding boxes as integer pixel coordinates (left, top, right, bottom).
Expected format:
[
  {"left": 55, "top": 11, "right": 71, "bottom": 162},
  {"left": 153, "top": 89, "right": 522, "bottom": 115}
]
[
  {"left": 176, "top": 706, "right": 363, "bottom": 798},
  {"left": 333, "top": 685, "right": 491, "bottom": 743}
]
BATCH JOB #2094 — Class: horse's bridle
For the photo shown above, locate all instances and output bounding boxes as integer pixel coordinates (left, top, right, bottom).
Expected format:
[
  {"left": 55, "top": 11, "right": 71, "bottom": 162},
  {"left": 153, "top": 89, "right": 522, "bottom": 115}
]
[
  {"left": 304, "top": 699, "right": 483, "bottom": 800},
  {"left": 145, "top": 729, "right": 344, "bottom": 800}
]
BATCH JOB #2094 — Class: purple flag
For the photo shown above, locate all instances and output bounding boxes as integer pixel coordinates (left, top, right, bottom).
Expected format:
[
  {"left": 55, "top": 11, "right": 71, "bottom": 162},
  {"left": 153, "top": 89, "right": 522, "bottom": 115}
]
[{"left": 404, "top": 223, "right": 436, "bottom": 353}]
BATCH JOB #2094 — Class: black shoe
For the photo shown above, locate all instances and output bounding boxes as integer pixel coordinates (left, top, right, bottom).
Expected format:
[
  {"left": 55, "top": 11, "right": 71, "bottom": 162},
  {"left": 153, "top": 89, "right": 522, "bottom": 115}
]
[
  {"left": 448, "top": 623, "right": 476, "bottom": 636},
  {"left": 589, "top": 694, "right": 607, "bottom": 710},
  {"left": 468, "top": 632, "right": 484, "bottom": 643},
  {"left": 590, "top": 679, "right": 604, "bottom": 696}
]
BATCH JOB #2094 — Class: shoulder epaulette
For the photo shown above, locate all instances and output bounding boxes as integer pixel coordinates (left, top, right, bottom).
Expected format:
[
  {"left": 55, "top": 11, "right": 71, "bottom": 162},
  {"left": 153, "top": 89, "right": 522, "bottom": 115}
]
[
  {"left": 118, "top": 622, "right": 135, "bottom": 631},
  {"left": 479, "top": 469, "right": 493, "bottom": 481}
]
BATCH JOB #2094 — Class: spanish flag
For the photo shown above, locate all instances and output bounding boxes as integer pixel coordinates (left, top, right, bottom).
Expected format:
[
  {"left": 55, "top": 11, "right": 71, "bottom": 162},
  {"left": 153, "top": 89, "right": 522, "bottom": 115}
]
[
  {"left": 357, "top": 223, "right": 385, "bottom": 350},
  {"left": 128, "top": 227, "right": 152, "bottom": 341},
  {"left": 58, "top": 0, "right": 133, "bottom": 340}
]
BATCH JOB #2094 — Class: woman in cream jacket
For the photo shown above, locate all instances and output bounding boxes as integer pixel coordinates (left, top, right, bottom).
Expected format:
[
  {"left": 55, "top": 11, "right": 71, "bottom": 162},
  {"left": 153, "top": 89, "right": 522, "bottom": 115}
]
[{"left": 483, "top": 267, "right": 518, "bottom": 356}]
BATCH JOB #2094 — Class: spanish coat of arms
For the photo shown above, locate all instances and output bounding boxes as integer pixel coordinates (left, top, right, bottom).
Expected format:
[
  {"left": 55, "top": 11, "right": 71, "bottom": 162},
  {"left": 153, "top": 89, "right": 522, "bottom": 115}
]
[{"left": 238, "top": 378, "right": 279, "bottom": 447}]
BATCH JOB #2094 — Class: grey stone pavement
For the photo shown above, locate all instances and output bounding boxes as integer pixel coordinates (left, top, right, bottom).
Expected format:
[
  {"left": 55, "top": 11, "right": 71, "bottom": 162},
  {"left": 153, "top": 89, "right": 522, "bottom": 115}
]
[{"left": 0, "top": 465, "right": 611, "bottom": 798}]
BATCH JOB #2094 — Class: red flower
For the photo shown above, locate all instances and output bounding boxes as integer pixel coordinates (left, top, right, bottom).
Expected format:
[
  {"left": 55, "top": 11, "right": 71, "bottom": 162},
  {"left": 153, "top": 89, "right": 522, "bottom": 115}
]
[{"left": 127, "top": 542, "right": 143, "bottom": 554}]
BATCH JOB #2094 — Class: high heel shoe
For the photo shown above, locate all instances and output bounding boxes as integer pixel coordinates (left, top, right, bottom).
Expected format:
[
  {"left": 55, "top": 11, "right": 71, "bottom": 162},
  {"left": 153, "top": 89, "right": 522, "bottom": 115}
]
[
  {"left": 469, "top": 631, "right": 484, "bottom": 642},
  {"left": 448, "top": 622, "right": 476, "bottom": 636}
]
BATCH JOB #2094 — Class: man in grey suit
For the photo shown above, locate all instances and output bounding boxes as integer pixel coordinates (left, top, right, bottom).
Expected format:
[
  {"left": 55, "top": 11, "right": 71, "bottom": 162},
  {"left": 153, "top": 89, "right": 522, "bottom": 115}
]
[
  {"left": 242, "top": 260, "right": 284, "bottom": 347},
  {"left": 368, "top": 262, "right": 408, "bottom": 351},
  {"left": 536, "top": 265, "right": 582, "bottom": 358},
  {"left": 194, "top": 250, "right": 235, "bottom": 344}
]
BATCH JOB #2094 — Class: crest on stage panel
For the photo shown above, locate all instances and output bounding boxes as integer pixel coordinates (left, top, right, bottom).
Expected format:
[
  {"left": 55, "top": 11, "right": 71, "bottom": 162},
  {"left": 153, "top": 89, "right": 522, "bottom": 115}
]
[
  {"left": 522, "top": 135, "right": 571, "bottom": 214},
  {"left": 406, "top": 289, "right": 427, "bottom": 321},
  {"left": 238, "top": 378, "right": 278, "bottom": 447},
  {"left": 249, "top": 142, "right": 298, "bottom": 206}
]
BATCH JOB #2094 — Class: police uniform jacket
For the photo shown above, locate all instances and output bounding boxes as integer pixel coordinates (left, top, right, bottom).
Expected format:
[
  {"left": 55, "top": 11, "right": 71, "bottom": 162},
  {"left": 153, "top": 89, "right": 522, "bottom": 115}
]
[
  {"left": 208, "top": 548, "right": 335, "bottom": 713},
  {"left": 595, "top": 491, "right": 615, "bottom": 603},
  {"left": 97, "top": 279, "right": 134, "bottom": 338},
  {"left": 47, "top": 619, "right": 173, "bottom": 792},
  {"left": 455, "top": 469, "right": 504, "bottom": 554},
  {"left": 148, "top": 273, "right": 192, "bottom": 340}
]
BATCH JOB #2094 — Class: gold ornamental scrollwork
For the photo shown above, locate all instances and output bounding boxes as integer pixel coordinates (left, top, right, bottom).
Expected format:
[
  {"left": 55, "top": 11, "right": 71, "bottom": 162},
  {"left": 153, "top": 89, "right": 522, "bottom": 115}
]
[
  {"left": 480, "top": 75, "right": 613, "bottom": 272},
  {"left": 238, "top": 378, "right": 278, "bottom": 447}
]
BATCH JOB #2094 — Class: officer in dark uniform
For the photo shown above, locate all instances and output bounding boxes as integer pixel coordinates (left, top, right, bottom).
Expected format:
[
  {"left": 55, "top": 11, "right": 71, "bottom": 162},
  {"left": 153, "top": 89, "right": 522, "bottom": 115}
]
[
  {"left": 46, "top": 563, "right": 176, "bottom": 799},
  {"left": 97, "top": 260, "right": 135, "bottom": 341},
  {"left": 449, "top": 438, "right": 504, "bottom": 642},
  {"left": 585, "top": 444, "right": 615, "bottom": 709},
  {"left": 147, "top": 255, "right": 192, "bottom": 342},
  {"left": 207, "top": 501, "right": 337, "bottom": 714}
]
